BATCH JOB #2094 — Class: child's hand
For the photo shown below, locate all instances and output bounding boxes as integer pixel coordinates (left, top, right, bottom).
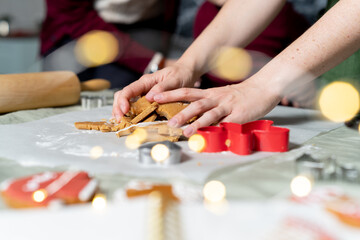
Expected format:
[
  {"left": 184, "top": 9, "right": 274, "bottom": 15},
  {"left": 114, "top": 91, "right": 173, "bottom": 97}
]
[{"left": 112, "top": 63, "right": 198, "bottom": 121}]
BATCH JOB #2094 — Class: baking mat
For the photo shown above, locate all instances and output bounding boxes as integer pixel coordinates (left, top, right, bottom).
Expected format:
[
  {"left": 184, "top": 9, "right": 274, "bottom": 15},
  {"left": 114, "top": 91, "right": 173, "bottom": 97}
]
[{"left": 0, "top": 106, "right": 341, "bottom": 183}]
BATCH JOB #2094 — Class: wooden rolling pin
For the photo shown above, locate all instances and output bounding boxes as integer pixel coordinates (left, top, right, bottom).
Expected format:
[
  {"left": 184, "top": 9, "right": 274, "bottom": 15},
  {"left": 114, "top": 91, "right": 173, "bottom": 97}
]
[{"left": 0, "top": 71, "right": 111, "bottom": 113}]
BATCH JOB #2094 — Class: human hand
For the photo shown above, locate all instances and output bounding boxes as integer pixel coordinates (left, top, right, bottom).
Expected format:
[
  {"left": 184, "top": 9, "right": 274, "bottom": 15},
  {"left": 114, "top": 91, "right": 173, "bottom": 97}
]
[
  {"left": 152, "top": 78, "right": 282, "bottom": 137},
  {"left": 112, "top": 62, "right": 199, "bottom": 121},
  {"left": 164, "top": 59, "right": 177, "bottom": 67},
  {"left": 280, "top": 78, "right": 317, "bottom": 108}
]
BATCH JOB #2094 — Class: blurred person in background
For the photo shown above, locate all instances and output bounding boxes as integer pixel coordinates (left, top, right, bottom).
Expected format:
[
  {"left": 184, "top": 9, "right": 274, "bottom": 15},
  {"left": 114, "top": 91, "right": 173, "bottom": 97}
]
[{"left": 40, "top": 0, "right": 179, "bottom": 88}]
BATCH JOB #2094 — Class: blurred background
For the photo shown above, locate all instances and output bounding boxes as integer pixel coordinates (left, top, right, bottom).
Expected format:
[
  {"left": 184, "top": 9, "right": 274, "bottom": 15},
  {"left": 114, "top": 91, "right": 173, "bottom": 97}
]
[
  {"left": 0, "top": 0, "right": 327, "bottom": 74},
  {"left": 0, "top": 0, "right": 206, "bottom": 74},
  {"left": 0, "top": 0, "right": 44, "bottom": 73}
]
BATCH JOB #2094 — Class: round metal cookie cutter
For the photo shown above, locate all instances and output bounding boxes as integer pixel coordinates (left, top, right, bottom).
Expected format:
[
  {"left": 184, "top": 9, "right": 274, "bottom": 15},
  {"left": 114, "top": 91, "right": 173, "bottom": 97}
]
[
  {"left": 337, "top": 162, "right": 359, "bottom": 183},
  {"left": 138, "top": 141, "right": 182, "bottom": 167},
  {"left": 295, "top": 153, "right": 336, "bottom": 180}
]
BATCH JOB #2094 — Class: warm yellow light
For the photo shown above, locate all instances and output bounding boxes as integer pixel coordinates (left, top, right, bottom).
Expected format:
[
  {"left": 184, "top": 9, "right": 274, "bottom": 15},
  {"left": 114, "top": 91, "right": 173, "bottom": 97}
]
[
  {"left": 75, "top": 30, "right": 119, "bottom": 67},
  {"left": 203, "top": 180, "right": 226, "bottom": 203},
  {"left": 125, "top": 128, "right": 148, "bottom": 150},
  {"left": 319, "top": 81, "right": 360, "bottom": 122},
  {"left": 92, "top": 193, "right": 107, "bottom": 210},
  {"left": 188, "top": 134, "right": 206, "bottom": 152},
  {"left": 151, "top": 144, "right": 170, "bottom": 163},
  {"left": 125, "top": 135, "right": 140, "bottom": 149},
  {"left": 90, "top": 146, "right": 104, "bottom": 159},
  {"left": 225, "top": 139, "right": 231, "bottom": 148},
  {"left": 133, "top": 128, "right": 148, "bottom": 143},
  {"left": 212, "top": 47, "right": 252, "bottom": 81},
  {"left": 203, "top": 199, "right": 229, "bottom": 215},
  {"left": 32, "top": 189, "right": 48, "bottom": 203},
  {"left": 290, "top": 175, "right": 312, "bottom": 198},
  {"left": 125, "top": 135, "right": 141, "bottom": 149}
]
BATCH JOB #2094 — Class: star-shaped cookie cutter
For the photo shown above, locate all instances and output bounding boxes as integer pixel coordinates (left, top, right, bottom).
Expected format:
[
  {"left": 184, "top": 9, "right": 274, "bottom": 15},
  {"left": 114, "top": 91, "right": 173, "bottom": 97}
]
[{"left": 196, "top": 120, "right": 289, "bottom": 155}]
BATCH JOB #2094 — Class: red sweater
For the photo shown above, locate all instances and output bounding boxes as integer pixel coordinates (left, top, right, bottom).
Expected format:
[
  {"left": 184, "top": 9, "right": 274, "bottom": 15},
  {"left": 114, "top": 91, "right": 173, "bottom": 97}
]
[{"left": 40, "top": 0, "right": 178, "bottom": 73}]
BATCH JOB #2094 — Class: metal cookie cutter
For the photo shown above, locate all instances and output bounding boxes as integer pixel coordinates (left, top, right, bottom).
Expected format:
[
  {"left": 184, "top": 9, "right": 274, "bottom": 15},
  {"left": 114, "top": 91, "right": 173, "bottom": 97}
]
[
  {"left": 295, "top": 153, "right": 336, "bottom": 180},
  {"left": 81, "top": 95, "right": 108, "bottom": 110},
  {"left": 139, "top": 141, "right": 182, "bottom": 167},
  {"left": 196, "top": 120, "right": 289, "bottom": 155},
  {"left": 337, "top": 162, "right": 359, "bottom": 183}
]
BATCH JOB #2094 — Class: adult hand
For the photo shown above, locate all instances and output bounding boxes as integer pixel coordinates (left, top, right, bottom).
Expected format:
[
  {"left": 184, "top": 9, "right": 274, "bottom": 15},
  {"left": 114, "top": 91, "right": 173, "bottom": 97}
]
[
  {"left": 112, "top": 62, "right": 199, "bottom": 121},
  {"left": 152, "top": 78, "right": 282, "bottom": 137},
  {"left": 280, "top": 79, "right": 317, "bottom": 108},
  {"left": 164, "top": 59, "right": 177, "bottom": 67}
]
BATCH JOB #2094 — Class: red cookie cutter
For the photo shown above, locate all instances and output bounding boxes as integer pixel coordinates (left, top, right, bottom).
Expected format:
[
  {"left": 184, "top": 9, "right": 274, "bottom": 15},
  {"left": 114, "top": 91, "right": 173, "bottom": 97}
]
[{"left": 196, "top": 120, "right": 289, "bottom": 155}]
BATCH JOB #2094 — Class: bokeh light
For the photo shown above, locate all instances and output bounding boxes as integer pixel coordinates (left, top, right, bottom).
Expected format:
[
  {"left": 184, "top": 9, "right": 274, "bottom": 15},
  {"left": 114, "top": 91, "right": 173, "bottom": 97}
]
[
  {"left": 92, "top": 193, "right": 107, "bottom": 210},
  {"left": 204, "top": 199, "right": 229, "bottom": 215},
  {"left": 203, "top": 180, "right": 226, "bottom": 203},
  {"left": 0, "top": 20, "right": 10, "bottom": 37},
  {"left": 290, "top": 175, "right": 313, "bottom": 198},
  {"left": 225, "top": 139, "right": 231, "bottom": 148},
  {"left": 212, "top": 47, "right": 252, "bottom": 81},
  {"left": 125, "top": 129, "right": 148, "bottom": 149},
  {"left": 75, "top": 30, "right": 119, "bottom": 67},
  {"left": 188, "top": 134, "right": 206, "bottom": 152},
  {"left": 319, "top": 81, "right": 360, "bottom": 122},
  {"left": 133, "top": 128, "right": 148, "bottom": 142},
  {"left": 125, "top": 135, "right": 141, "bottom": 150},
  {"left": 32, "top": 189, "right": 48, "bottom": 203},
  {"left": 90, "top": 146, "right": 104, "bottom": 159},
  {"left": 151, "top": 144, "right": 170, "bottom": 163}
]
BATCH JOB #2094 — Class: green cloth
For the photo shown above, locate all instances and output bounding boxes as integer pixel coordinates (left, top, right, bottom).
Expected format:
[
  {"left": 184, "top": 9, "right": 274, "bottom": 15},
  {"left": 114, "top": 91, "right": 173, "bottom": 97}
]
[{"left": 320, "top": 0, "right": 360, "bottom": 87}]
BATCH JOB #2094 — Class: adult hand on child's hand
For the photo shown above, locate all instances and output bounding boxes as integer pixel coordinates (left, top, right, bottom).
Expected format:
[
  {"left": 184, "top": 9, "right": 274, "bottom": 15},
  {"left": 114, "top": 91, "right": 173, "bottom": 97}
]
[
  {"left": 153, "top": 78, "right": 282, "bottom": 137},
  {"left": 112, "top": 63, "right": 199, "bottom": 121}
]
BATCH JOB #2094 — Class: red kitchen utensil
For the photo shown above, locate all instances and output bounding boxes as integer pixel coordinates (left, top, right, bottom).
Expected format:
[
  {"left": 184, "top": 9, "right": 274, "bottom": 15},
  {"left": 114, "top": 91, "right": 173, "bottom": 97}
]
[{"left": 196, "top": 120, "right": 289, "bottom": 155}]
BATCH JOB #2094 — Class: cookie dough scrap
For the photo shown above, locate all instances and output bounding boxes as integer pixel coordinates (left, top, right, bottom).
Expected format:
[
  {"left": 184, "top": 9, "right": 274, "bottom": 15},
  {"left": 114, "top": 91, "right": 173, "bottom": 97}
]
[
  {"left": 130, "top": 97, "right": 194, "bottom": 122},
  {"left": 143, "top": 113, "right": 157, "bottom": 122},
  {"left": 156, "top": 102, "right": 188, "bottom": 119},
  {"left": 75, "top": 116, "right": 132, "bottom": 133},
  {"left": 74, "top": 96, "right": 196, "bottom": 143},
  {"left": 130, "top": 102, "right": 159, "bottom": 124},
  {"left": 116, "top": 122, "right": 183, "bottom": 143},
  {"left": 129, "top": 96, "right": 152, "bottom": 115},
  {"left": 156, "top": 102, "right": 197, "bottom": 123},
  {"left": 147, "top": 134, "right": 180, "bottom": 143},
  {"left": 116, "top": 122, "right": 175, "bottom": 137},
  {"left": 115, "top": 116, "right": 132, "bottom": 131},
  {"left": 74, "top": 121, "right": 107, "bottom": 131},
  {"left": 116, "top": 125, "right": 138, "bottom": 138}
]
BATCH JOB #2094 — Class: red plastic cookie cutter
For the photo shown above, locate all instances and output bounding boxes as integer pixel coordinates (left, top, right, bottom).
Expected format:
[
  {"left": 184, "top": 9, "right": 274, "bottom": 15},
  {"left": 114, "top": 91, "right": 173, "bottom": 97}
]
[{"left": 196, "top": 120, "right": 289, "bottom": 155}]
